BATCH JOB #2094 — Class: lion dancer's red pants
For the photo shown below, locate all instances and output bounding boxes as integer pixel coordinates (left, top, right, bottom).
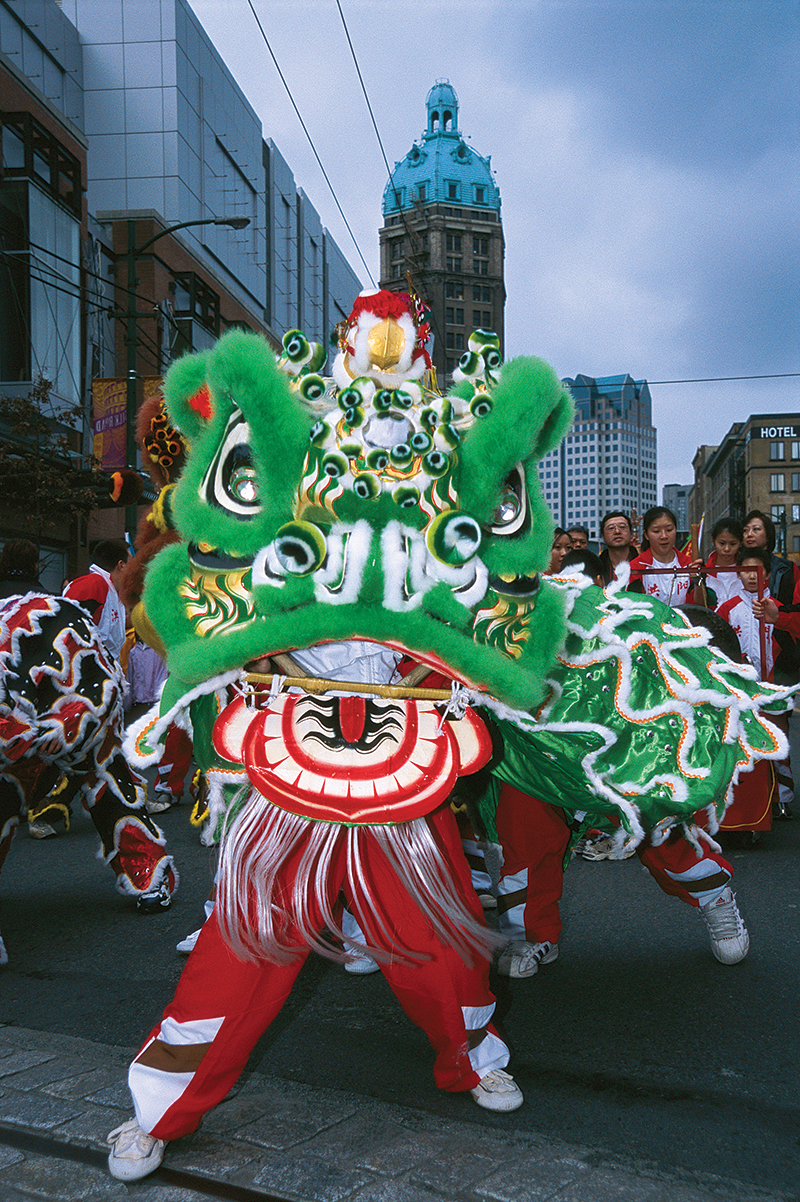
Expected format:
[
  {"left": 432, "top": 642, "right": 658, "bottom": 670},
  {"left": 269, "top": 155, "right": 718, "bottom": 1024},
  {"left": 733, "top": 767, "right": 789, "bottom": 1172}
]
[
  {"left": 128, "top": 807, "right": 508, "bottom": 1140},
  {"left": 495, "top": 784, "right": 735, "bottom": 945}
]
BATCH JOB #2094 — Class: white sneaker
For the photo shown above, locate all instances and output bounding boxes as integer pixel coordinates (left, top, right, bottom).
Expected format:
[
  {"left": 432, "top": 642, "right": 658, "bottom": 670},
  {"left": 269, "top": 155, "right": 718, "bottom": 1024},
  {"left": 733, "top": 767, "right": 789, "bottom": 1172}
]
[
  {"left": 176, "top": 927, "right": 201, "bottom": 955},
  {"left": 470, "top": 1068, "right": 524, "bottom": 1112},
  {"left": 700, "top": 886, "right": 750, "bottom": 964},
  {"left": 343, "top": 945, "right": 380, "bottom": 974},
  {"left": 497, "top": 940, "right": 558, "bottom": 978},
  {"left": 28, "top": 820, "right": 57, "bottom": 839},
  {"left": 107, "top": 1118, "right": 166, "bottom": 1181},
  {"left": 146, "top": 796, "right": 173, "bottom": 815},
  {"left": 580, "top": 834, "right": 636, "bottom": 860}
]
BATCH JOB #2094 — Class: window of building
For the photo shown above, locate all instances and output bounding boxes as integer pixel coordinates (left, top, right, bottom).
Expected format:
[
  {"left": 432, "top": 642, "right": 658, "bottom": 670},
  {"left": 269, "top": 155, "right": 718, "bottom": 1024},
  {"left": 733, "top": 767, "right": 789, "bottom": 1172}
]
[
  {"left": 472, "top": 284, "right": 490, "bottom": 302},
  {"left": 446, "top": 233, "right": 462, "bottom": 252},
  {"left": 445, "top": 332, "right": 464, "bottom": 350},
  {"left": 445, "top": 307, "right": 463, "bottom": 325},
  {"left": 446, "top": 181, "right": 460, "bottom": 200},
  {"left": 771, "top": 504, "right": 786, "bottom": 525},
  {"left": 0, "top": 112, "right": 82, "bottom": 219},
  {"left": 770, "top": 473, "right": 785, "bottom": 492},
  {"left": 173, "top": 273, "right": 220, "bottom": 334},
  {"left": 474, "top": 185, "right": 486, "bottom": 205},
  {"left": 415, "top": 184, "right": 426, "bottom": 202},
  {"left": 472, "top": 310, "right": 492, "bottom": 327},
  {"left": 770, "top": 441, "right": 785, "bottom": 460},
  {"left": 391, "top": 263, "right": 401, "bottom": 278},
  {"left": 445, "top": 281, "right": 463, "bottom": 299},
  {"left": 792, "top": 441, "right": 800, "bottom": 460},
  {"left": 446, "top": 257, "right": 462, "bottom": 273},
  {"left": 391, "top": 240, "right": 403, "bottom": 259},
  {"left": 793, "top": 505, "right": 800, "bottom": 523},
  {"left": 793, "top": 473, "right": 800, "bottom": 492},
  {"left": 0, "top": 177, "right": 80, "bottom": 395}
]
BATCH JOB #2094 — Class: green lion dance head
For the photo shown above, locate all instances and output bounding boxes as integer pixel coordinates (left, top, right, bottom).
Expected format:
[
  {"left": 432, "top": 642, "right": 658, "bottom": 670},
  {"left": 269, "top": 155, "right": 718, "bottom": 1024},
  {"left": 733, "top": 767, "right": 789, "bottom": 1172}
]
[{"left": 144, "top": 295, "right": 574, "bottom": 714}]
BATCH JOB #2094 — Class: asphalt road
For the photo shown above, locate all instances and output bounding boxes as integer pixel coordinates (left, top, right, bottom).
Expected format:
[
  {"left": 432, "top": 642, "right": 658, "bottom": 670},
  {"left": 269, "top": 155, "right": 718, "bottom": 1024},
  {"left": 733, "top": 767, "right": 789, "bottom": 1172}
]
[{"left": 2, "top": 736, "right": 799, "bottom": 1199}]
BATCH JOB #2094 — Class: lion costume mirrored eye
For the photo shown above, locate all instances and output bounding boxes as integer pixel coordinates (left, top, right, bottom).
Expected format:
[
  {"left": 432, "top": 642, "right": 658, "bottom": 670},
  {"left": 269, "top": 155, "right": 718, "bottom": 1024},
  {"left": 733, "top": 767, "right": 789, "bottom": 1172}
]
[
  {"left": 201, "top": 410, "right": 261, "bottom": 519},
  {"left": 487, "top": 465, "right": 528, "bottom": 537}
]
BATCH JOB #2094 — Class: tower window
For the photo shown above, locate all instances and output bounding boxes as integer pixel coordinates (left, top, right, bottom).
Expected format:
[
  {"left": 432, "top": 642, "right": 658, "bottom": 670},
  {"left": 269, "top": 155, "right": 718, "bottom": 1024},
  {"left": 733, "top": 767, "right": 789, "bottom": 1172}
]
[
  {"left": 446, "top": 181, "right": 460, "bottom": 201},
  {"left": 445, "top": 281, "right": 464, "bottom": 299},
  {"left": 474, "top": 185, "right": 486, "bottom": 205}
]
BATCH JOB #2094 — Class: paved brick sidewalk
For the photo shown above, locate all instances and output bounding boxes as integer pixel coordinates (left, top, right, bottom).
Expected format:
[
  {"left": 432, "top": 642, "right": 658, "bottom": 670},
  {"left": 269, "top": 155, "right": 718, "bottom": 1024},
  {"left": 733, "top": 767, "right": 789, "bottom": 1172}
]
[{"left": 0, "top": 1025, "right": 788, "bottom": 1202}]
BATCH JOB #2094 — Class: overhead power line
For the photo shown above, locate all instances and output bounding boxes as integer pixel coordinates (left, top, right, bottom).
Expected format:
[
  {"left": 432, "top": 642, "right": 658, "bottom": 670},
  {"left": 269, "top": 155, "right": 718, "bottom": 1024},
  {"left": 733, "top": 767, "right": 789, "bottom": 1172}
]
[
  {"left": 645, "top": 373, "right": 800, "bottom": 385},
  {"left": 333, "top": 0, "right": 444, "bottom": 349},
  {"left": 335, "top": 0, "right": 396, "bottom": 196},
  {"left": 243, "top": 0, "right": 375, "bottom": 286}
]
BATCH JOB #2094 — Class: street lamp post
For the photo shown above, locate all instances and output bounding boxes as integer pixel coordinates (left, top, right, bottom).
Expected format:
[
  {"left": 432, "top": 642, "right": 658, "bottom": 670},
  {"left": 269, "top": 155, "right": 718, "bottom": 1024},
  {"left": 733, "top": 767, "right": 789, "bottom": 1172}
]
[{"left": 123, "top": 214, "right": 250, "bottom": 535}]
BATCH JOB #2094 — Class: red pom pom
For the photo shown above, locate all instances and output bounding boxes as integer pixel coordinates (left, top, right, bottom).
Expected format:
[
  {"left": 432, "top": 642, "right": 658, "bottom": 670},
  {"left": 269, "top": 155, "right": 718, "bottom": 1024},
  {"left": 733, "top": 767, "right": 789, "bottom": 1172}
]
[{"left": 188, "top": 383, "right": 213, "bottom": 420}]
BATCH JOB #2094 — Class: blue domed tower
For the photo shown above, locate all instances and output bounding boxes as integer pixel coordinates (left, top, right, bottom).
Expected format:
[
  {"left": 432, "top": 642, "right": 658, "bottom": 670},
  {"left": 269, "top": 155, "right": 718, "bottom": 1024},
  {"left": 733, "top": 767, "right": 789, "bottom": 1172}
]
[{"left": 379, "top": 80, "right": 505, "bottom": 382}]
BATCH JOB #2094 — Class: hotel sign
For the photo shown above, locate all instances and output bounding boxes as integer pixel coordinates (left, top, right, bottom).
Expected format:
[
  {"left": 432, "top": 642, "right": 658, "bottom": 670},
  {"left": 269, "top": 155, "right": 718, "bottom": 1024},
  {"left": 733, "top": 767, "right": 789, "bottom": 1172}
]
[{"left": 750, "top": 424, "right": 799, "bottom": 439}]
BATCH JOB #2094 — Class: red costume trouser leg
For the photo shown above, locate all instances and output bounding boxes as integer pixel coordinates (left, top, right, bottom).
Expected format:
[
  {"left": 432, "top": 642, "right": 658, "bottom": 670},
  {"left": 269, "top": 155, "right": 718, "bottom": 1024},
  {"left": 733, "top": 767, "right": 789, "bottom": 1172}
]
[
  {"left": 155, "top": 725, "right": 193, "bottom": 797},
  {"left": 494, "top": 784, "right": 569, "bottom": 944},
  {"left": 637, "top": 832, "right": 733, "bottom": 908},
  {"left": 128, "top": 806, "right": 507, "bottom": 1140}
]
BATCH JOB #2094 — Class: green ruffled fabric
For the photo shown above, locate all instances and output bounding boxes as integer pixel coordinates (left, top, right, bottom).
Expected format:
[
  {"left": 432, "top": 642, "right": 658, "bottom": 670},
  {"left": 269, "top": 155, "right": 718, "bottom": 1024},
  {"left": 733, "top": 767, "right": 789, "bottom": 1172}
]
[{"left": 477, "top": 577, "right": 795, "bottom": 846}]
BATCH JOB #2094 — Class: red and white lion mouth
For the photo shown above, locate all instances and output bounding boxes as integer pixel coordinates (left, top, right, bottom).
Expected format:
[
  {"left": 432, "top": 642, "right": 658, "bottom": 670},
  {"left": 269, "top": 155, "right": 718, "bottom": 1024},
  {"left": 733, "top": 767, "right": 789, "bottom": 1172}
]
[
  {"left": 216, "top": 638, "right": 490, "bottom": 825},
  {"left": 212, "top": 689, "right": 491, "bottom": 825}
]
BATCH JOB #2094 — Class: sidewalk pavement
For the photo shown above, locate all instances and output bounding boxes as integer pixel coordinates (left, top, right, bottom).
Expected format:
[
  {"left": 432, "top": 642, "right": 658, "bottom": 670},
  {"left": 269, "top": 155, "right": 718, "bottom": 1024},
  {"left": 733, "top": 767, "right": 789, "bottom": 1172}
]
[{"left": 0, "top": 1025, "right": 788, "bottom": 1202}]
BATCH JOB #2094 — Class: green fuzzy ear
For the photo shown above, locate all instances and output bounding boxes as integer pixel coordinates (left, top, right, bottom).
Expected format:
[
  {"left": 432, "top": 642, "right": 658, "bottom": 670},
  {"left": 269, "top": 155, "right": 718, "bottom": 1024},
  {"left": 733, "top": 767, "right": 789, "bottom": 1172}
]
[
  {"left": 164, "top": 329, "right": 313, "bottom": 557},
  {"left": 163, "top": 349, "right": 215, "bottom": 442},
  {"left": 456, "top": 357, "right": 574, "bottom": 523}
]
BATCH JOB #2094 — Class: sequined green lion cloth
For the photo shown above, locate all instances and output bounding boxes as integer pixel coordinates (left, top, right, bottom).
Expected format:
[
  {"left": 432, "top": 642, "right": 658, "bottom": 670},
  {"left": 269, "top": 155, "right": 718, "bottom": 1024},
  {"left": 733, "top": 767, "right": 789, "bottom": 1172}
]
[{"left": 478, "top": 572, "right": 793, "bottom": 850}]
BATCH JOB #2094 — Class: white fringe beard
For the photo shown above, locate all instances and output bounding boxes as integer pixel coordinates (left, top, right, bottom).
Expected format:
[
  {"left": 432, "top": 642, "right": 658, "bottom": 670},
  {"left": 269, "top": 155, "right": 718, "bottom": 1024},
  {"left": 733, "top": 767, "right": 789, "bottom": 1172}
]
[{"left": 215, "top": 787, "right": 501, "bottom": 968}]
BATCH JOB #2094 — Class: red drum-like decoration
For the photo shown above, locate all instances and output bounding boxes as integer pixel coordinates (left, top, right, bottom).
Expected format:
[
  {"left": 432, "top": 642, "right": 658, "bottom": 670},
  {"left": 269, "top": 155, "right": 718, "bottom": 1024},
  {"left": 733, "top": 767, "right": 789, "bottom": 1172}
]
[{"left": 212, "top": 693, "right": 491, "bottom": 824}]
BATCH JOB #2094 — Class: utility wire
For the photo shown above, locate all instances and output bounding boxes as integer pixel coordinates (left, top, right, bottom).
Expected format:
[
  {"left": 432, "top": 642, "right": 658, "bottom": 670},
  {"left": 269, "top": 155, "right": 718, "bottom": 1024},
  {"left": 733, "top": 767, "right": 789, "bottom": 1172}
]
[
  {"left": 334, "top": 0, "right": 397, "bottom": 198},
  {"left": 7, "top": 250, "right": 798, "bottom": 388},
  {"left": 333, "top": 0, "right": 443, "bottom": 348},
  {"left": 644, "top": 374, "right": 800, "bottom": 385},
  {"left": 244, "top": 0, "right": 375, "bottom": 287}
]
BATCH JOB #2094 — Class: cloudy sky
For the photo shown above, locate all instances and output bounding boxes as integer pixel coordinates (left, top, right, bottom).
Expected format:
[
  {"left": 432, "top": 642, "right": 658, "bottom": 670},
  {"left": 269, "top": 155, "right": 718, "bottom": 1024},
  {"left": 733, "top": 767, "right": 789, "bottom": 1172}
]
[{"left": 189, "top": 0, "right": 799, "bottom": 491}]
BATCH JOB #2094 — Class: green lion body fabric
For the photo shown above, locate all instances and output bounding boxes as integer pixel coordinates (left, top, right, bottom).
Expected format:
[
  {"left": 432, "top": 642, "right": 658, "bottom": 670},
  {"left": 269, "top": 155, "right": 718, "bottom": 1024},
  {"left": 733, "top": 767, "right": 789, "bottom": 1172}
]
[{"left": 126, "top": 303, "right": 793, "bottom": 854}]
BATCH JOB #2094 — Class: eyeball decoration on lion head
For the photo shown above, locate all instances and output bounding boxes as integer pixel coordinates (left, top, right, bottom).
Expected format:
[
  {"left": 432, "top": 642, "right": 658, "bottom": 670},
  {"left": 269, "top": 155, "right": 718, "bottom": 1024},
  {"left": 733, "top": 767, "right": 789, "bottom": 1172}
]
[{"left": 127, "top": 289, "right": 795, "bottom": 963}]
